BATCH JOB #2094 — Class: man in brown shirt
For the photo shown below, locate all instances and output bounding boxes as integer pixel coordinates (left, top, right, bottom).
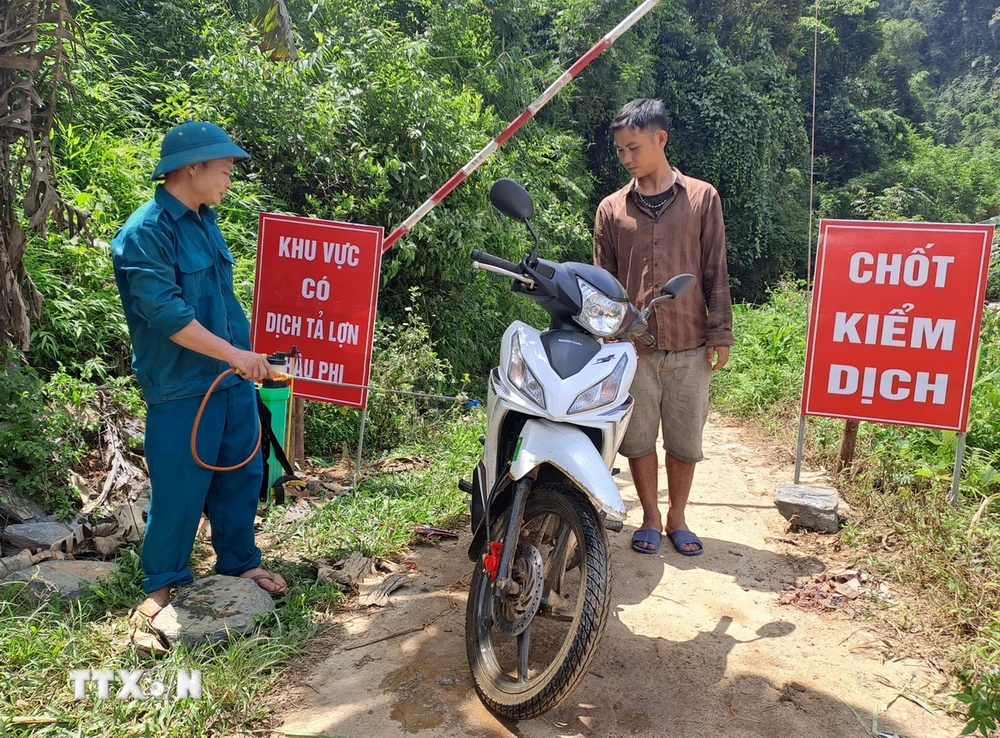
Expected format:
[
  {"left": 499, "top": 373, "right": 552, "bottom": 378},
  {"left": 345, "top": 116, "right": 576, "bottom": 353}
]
[{"left": 593, "top": 98, "right": 734, "bottom": 556}]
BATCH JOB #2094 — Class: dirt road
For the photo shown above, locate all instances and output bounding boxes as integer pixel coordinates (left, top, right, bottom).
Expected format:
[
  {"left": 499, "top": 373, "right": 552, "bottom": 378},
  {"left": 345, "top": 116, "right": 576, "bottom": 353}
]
[{"left": 277, "top": 419, "right": 962, "bottom": 738}]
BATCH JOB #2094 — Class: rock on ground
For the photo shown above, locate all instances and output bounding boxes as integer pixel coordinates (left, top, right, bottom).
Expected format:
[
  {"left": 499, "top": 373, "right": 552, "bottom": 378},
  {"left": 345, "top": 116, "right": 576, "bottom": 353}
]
[
  {"left": 0, "top": 487, "right": 47, "bottom": 525},
  {"left": 1, "top": 560, "right": 117, "bottom": 600},
  {"left": 3, "top": 521, "right": 76, "bottom": 550},
  {"left": 152, "top": 575, "right": 275, "bottom": 648},
  {"left": 774, "top": 483, "right": 840, "bottom": 533}
]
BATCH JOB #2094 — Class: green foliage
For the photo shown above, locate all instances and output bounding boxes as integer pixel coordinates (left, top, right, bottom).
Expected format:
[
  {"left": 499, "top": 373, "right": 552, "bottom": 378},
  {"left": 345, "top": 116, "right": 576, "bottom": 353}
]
[
  {"left": 956, "top": 666, "right": 1000, "bottom": 736},
  {"left": 821, "top": 135, "right": 1000, "bottom": 228},
  {"left": 52, "top": 123, "right": 159, "bottom": 237},
  {"left": 0, "top": 351, "right": 93, "bottom": 513},
  {"left": 276, "top": 406, "right": 482, "bottom": 559},
  {"left": 24, "top": 232, "right": 130, "bottom": 379},
  {"left": 105, "top": 0, "right": 595, "bottom": 375},
  {"left": 710, "top": 283, "right": 808, "bottom": 420},
  {"left": 76, "top": 0, "right": 219, "bottom": 68},
  {"left": 673, "top": 50, "right": 809, "bottom": 298},
  {"left": 876, "top": 0, "right": 1000, "bottom": 151},
  {"left": 304, "top": 306, "right": 458, "bottom": 457}
]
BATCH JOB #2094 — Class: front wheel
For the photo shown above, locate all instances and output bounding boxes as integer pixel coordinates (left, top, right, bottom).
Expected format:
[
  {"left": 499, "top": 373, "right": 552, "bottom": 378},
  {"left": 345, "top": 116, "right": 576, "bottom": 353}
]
[{"left": 465, "top": 483, "right": 611, "bottom": 719}]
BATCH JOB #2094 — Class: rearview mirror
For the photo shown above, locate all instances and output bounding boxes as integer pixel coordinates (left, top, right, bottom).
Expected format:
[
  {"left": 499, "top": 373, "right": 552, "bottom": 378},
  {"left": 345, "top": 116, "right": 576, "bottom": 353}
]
[
  {"left": 661, "top": 273, "right": 696, "bottom": 300},
  {"left": 490, "top": 178, "right": 535, "bottom": 222},
  {"left": 640, "top": 273, "right": 697, "bottom": 322}
]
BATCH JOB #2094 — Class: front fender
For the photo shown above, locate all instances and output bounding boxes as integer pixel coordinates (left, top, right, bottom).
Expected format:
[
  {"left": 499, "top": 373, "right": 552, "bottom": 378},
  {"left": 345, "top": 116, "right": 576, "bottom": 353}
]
[{"left": 510, "top": 418, "right": 626, "bottom": 522}]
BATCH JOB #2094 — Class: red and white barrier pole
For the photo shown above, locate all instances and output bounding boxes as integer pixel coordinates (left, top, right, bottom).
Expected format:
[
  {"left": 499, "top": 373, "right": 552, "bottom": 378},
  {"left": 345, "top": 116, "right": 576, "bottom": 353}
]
[{"left": 381, "top": 0, "right": 663, "bottom": 253}]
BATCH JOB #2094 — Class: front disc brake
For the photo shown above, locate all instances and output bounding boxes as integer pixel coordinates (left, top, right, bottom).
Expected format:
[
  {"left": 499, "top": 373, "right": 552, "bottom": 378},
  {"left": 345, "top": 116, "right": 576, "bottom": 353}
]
[{"left": 492, "top": 540, "right": 545, "bottom": 637}]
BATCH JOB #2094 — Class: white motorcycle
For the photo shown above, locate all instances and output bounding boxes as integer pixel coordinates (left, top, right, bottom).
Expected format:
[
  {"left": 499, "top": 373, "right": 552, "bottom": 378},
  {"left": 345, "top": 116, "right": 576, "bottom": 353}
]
[{"left": 461, "top": 178, "right": 695, "bottom": 718}]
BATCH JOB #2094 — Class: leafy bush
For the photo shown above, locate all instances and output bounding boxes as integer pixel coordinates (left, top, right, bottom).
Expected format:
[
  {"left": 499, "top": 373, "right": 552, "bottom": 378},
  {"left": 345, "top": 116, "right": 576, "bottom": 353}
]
[
  {"left": 143, "top": 7, "right": 597, "bottom": 377},
  {"left": 304, "top": 306, "right": 459, "bottom": 457},
  {"left": 0, "top": 351, "right": 94, "bottom": 514},
  {"left": 52, "top": 124, "right": 160, "bottom": 237},
  {"left": 957, "top": 665, "right": 1000, "bottom": 736},
  {"left": 821, "top": 135, "right": 1000, "bottom": 225},
  {"left": 968, "top": 310, "right": 1000, "bottom": 452},
  {"left": 24, "top": 232, "right": 130, "bottom": 379},
  {"left": 710, "top": 282, "right": 808, "bottom": 420}
]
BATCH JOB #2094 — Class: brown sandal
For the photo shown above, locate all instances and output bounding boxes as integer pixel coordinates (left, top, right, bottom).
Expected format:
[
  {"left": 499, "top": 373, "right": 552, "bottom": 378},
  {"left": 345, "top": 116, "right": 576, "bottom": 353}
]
[
  {"left": 128, "top": 600, "right": 163, "bottom": 629},
  {"left": 247, "top": 573, "right": 287, "bottom": 597},
  {"left": 128, "top": 607, "right": 170, "bottom": 656}
]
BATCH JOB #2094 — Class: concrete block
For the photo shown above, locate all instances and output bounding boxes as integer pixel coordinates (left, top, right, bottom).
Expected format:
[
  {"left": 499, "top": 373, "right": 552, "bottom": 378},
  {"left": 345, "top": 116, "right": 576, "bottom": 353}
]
[{"left": 774, "top": 483, "right": 839, "bottom": 533}]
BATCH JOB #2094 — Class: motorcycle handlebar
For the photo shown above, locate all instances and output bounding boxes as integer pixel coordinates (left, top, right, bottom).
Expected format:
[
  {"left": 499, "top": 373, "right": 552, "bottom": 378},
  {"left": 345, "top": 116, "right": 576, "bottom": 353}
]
[
  {"left": 637, "top": 332, "right": 656, "bottom": 347},
  {"left": 471, "top": 249, "right": 520, "bottom": 274}
]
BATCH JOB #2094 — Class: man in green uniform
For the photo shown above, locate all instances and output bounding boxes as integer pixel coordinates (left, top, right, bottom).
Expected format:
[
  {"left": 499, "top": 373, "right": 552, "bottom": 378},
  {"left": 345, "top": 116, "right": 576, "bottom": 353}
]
[{"left": 112, "top": 122, "right": 286, "bottom": 632}]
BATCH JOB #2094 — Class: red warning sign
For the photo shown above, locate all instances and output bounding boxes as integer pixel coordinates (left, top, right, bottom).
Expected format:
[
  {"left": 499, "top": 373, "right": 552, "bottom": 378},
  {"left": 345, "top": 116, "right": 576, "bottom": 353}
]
[
  {"left": 251, "top": 213, "right": 383, "bottom": 408},
  {"left": 802, "top": 220, "right": 993, "bottom": 431}
]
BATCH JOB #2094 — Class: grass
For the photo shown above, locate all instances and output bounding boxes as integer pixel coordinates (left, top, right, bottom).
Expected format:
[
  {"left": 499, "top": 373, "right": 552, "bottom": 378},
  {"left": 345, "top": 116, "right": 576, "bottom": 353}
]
[
  {"left": 711, "top": 282, "right": 1000, "bottom": 730},
  {"left": 0, "top": 549, "right": 311, "bottom": 736},
  {"left": 0, "top": 407, "right": 483, "bottom": 737},
  {"left": 843, "top": 426, "right": 1000, "bottom": 652},
  {"left": 265, "top": 406, "right": 481, "bottom": 560}
]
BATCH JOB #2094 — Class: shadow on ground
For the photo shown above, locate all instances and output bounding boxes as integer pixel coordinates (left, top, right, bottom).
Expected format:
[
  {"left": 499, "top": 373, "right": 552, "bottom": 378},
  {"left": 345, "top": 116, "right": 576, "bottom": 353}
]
[{"left": 278, "top": 531, "right": 927, "bottom": 738}]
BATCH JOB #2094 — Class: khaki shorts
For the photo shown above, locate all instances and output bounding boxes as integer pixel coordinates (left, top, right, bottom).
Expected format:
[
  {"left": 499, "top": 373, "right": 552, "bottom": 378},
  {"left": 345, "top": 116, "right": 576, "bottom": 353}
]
[{"left": 619, "top": 346, "right": 712, "bottom": 463}]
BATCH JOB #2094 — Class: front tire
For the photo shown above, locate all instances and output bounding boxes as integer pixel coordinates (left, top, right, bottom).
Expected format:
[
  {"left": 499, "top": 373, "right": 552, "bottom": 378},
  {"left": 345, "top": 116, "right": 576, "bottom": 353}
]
[{"left": 465, "top": 483, "right": 611, "bottom": 719}]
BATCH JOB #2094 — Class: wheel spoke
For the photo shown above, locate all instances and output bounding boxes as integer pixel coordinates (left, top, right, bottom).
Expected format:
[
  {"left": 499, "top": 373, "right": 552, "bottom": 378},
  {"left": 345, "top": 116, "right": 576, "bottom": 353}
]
[{"left": 517, "top": 624, "right": 531, "bottom": 683}]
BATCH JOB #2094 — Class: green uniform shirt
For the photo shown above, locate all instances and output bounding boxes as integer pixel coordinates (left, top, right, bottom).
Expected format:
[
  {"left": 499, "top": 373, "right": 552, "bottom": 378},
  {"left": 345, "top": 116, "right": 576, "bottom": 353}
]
[{"left": 112, "top": 186, "right": 250, "bottom": 404}]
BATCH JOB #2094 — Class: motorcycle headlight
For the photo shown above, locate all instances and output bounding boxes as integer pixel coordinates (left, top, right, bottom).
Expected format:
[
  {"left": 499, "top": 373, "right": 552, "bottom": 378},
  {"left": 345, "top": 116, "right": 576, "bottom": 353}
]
[
  {"left": 569, "top": 354, "right": 629, "bottom": 414},
  {"left": 573, "top": 278, "right": 628, "bottom": 337},
  {"left": 507, "top": 333, "right": 546, "bottom": 409}
]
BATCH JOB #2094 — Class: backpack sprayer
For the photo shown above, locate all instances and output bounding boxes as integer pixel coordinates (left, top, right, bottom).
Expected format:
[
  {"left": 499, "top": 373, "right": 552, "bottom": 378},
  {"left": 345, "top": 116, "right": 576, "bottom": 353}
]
[{"left": 191, "top": 349, "right": 303, "bottom": 504}]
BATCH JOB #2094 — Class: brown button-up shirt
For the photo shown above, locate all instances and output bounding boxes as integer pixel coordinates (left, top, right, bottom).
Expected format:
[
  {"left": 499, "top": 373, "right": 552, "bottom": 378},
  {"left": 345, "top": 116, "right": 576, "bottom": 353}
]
[{"left": 593, "top": 169, "right": 734, "bottom": 351}]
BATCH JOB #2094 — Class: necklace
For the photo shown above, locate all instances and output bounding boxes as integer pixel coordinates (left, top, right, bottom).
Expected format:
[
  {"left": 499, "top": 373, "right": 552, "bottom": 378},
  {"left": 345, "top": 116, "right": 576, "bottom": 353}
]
[
  {"left": 634, "top": 190, "right": 665, "bottom": 211},
  {"left": 633, "top": 171, "right": 678, "bottom": 213}
]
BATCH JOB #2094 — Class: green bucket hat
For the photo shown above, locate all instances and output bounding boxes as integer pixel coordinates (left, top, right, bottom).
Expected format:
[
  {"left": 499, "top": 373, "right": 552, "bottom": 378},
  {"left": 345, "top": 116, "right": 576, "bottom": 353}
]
[{"left": 151, "top": 121, "right": 250, "bottom": 181}]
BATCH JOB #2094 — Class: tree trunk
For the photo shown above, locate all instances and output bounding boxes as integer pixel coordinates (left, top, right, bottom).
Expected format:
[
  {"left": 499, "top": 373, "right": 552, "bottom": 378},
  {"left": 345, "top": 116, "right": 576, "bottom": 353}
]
[
  {"left": 0, "top": 0, "right": 83, "bottom": 351},
  {"left": 835, "top": 420, "right": 860, "bottom": 474},
  {"left": 0, "top": 143, "right": 43, "bottom": 350}
]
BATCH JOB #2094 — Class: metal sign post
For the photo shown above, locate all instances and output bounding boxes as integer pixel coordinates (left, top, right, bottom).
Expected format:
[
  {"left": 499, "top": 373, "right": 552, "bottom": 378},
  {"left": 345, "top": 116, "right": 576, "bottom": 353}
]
[
  {"left": 950, "top": 432, "right": 966, "bottom": 508},
  {"left": 794, "top": 415, "right": 806, "bottom": 485},
  {"left": 353, "top": 408, "right": 368, "bottom": 492}
]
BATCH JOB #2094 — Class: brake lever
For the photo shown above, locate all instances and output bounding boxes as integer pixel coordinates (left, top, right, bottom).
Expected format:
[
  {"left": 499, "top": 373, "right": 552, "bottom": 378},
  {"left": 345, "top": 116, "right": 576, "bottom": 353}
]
[{"left": 472, "top": 261, "right": 536, "bottom": 287}]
